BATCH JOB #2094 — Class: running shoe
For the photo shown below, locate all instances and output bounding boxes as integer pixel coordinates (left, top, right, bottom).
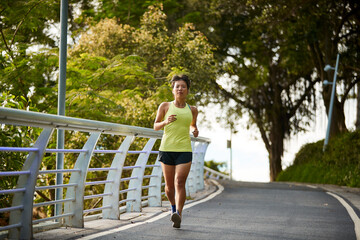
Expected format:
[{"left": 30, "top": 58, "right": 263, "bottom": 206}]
[{"left": 171, "top": 212, "right": 181, "bottom": 228}]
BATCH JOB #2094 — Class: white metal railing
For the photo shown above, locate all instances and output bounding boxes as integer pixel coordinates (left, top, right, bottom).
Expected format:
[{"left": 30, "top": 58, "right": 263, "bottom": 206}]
[
  {"left": 204, "top": 166, "right": 230, "bottom": 180},
  {"left": 0, "top": 107, "right": 210, "bottom": 239}
]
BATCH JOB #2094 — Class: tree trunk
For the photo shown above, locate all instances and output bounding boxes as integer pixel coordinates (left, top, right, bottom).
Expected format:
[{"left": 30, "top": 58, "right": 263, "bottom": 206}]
[
  {"left": 356, "top": 82, "right": 360, "bottom": 130},
  {"left": 269, "top": 145, "right": 283, "bottom": 181},
  {"left": 254, "top": 109, "right": 285, "bottom": 181},
  {"left": 268, "top": 118, "right": 284, "bottom": 181},
  {"left": 322, "top": 83, "right": 348, "bottom": 137}
]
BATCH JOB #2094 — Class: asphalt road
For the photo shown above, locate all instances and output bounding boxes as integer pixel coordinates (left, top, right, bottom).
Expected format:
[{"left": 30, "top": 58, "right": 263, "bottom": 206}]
[
  {"left": 33, "top": 180, "right": 358, "bottom": 240},
  {"left": 88, "top": 181, "right": 356, "bottom": 240}
]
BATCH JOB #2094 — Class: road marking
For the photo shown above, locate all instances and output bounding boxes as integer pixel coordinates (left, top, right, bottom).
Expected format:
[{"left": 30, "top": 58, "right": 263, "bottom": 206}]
[
  {"left": 184, "top": 179, "right": 224, "bottom": 210},
  {"left": 327, "top": 192, "right": 360, "bottom": 240},
  {"left": 79, "top": 179, "right": 224, "bottom": 240},
  {"left": 306, "top": 184, "right": 318, "bottom": 189}
]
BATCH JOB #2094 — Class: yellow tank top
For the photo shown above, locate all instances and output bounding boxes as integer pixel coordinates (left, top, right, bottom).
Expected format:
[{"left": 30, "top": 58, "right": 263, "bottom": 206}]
[{"left": 159, "top": 102, "right": 193, "bottom": 152}]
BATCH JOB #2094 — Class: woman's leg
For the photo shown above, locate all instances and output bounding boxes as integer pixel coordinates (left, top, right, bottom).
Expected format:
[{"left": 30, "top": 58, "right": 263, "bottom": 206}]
[
  {"left": 174, "top": 162, "right": 192, "bottom": 216},
  {"left": 161, "top": 163, "right": 176, "bottom": 206}
]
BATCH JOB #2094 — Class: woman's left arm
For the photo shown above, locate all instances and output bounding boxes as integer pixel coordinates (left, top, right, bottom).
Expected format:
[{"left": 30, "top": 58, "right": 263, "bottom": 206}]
[{"left": 190, "top": 106, "right": 199, "bottom": 137}]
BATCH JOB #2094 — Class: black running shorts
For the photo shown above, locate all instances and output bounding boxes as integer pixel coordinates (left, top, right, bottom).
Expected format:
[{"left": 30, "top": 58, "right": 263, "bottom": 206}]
[{"left": 159, "top": 151, "right": 192, "bottom": 165}]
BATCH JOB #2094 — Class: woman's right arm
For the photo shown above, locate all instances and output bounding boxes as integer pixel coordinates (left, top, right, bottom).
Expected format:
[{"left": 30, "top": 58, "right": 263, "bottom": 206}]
[{"left": 154, "top": 102, "right": 176, "bottom": 131}]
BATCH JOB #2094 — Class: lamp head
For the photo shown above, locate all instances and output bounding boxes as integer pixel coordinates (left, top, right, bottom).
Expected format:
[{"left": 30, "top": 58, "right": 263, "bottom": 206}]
[
  {"left": 324, "top": 64, "right": 335, "bottom": 72},
  {"left": 323, "top": 80, "right": 333, "bottom": 85}
]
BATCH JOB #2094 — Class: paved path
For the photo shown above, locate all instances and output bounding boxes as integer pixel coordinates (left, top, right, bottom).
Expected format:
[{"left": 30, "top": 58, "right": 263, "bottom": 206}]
[{"left": 34, "top": 180, "right": 360, "bottom": 240}]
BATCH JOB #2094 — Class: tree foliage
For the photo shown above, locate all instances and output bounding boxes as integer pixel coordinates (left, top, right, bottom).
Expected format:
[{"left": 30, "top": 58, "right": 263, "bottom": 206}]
[
  {"left": 0, "top": 0, "right": 60, "bottom": 105},
  {"left": 67, "top": 5, "right": 217, "bottom": 127}
]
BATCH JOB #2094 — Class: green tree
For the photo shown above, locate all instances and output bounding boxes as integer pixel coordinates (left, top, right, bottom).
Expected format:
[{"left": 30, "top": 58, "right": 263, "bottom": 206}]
[
  {"left": 262, "top": 0, "right": 360, "bottom": 138},
  {"left": 0, "top": 0, "right": 72, "bottom": 112},
  {"left": 66, "top": 53, "right": 162, "bottom": 126},
  {"left": 67, "top": 5, "right": 218, "bottom": 126},
  {"left": 186, "top": 0, "right": 317, "bottom": 180}
]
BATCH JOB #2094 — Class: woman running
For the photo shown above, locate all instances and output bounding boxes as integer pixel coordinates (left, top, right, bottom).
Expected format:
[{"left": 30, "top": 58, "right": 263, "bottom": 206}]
[{"left": 154, "top": 74, "right": 199, "bottom": 228}]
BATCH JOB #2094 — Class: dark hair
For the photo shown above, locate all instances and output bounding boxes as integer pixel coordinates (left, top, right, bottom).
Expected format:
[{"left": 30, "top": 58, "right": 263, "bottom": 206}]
[{"left": 171, "top": 74, "right": 191, "bottom": 89}]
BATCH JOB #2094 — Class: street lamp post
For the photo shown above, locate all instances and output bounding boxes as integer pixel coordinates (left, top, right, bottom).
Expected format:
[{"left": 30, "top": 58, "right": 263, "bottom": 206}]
[
  {"left": 55, "top": 0, "right": 68, "bottom": 217},
  {"left": 323, "top": 54, "right": 340, "bottom": 152}
]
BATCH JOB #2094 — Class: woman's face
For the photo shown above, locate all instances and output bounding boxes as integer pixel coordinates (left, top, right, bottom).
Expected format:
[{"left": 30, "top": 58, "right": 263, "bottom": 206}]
[{"left": 172, "top": 80, "right": 189, "bottom": 98}]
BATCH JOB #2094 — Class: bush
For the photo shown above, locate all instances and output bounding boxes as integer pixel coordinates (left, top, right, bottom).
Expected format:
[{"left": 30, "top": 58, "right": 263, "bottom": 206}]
[{"left": 277, "top": 130, "right": 360, "bottom": 187}]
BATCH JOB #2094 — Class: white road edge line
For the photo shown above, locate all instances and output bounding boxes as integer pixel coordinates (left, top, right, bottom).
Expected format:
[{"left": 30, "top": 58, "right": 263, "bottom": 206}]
[
  {"left": 79, "top": 179, "right": 224, "bottom": 240},
  {"left": 327, "top": 191, "right": 360, "bottom": 240}
]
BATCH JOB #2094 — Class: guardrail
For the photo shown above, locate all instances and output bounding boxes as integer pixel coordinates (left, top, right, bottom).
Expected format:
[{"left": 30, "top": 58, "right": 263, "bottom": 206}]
[
  {"left": 0, "top": 107, "right": 210, "bottom": 239},
  {"left": 204, "top": 166, "right": 230, "bottom": 180}
]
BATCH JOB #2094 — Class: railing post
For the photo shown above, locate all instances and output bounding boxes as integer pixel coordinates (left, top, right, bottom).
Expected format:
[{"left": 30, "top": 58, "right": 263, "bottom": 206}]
[
  {"left": 9, "top": 128, "right": 54, "bottom": 240},
  {"left": 103, "top": 136, "right": 134, "bottom": 219},
  {"left": 186, "top": 141, "right": 197, "bottom": 196},
  {"left": 148, "top": 154, "right": 162, "bottom": 207},
  {"left": 126, "top": 138, "right": 156, "bottom": 212},
  {"left": 197, "top": 142, "right": 209, "bottom": 191},
  {"left": 64, "top": 132, "right": 100, "bottom": 227},
  {"left": 194, "top": 142, "right": 204, "bottom": 192}
]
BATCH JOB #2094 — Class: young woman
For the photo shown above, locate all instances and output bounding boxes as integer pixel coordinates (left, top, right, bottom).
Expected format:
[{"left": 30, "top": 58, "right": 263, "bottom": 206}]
[{"left": 154, "top": 74, "right": 199, "bottom": 228}]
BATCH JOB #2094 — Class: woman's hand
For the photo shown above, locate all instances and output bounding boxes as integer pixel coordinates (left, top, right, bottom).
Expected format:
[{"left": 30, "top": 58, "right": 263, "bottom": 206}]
[
  {"left": 192, "top": 128, "right": 199, "bottom": 137},
  {"left": 154, "top": 102, "right": 171, "bottom": 131},
  {"left": 165, "top": 114, "right": 177, "bottom": 125},
  {"left": 190, "top": 105, "right": 199, "bottom": 137}
]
